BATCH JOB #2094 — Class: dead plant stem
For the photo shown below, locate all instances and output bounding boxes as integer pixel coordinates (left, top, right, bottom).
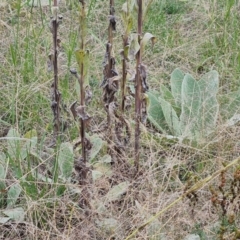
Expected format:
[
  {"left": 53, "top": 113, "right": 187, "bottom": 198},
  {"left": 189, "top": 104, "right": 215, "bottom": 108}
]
[
  {"left": 79, "top": 1, "right": 86, "bottom": 169},
  {"left": 51, "top": 0, "right": 60, "bottom": 139},
  {"left": 121, "top": 38, "right": 127, "bottom": 113},
  {"left": 134, "top": 0, "right": 143, "bottom": 173}
]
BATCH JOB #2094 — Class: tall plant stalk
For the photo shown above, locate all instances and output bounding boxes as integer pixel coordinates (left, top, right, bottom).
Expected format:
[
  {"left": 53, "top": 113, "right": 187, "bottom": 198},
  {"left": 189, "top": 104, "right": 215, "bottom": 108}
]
[
  {"left": 99, "top": 0, "right": 119, "bottom": 161},
  {"left": 134, "top": 0, "right": 143, "bottom": 172},
  {"left": 109, "top": 0, "right": 114, "bottom": 52},
  {"left": 121, "top": 0, "right": 134, "bottom": 113},
  {"left": 80, "top": 0, "right": 86, "bottom": 166},
  {"left": 101, "top": 0, "right": 117, "bottom": 105},
  {"left": 69, "top": 0, "right": 92, "bottom": 184},
  {"left": 121, "top": 47, "right": 127, "bottom": 113},
  {"left": 49, "top": 0, "right": 62, "bottom": 143},
  {"left": 77, "top": 0, "right": 87, "bottom": 177}
]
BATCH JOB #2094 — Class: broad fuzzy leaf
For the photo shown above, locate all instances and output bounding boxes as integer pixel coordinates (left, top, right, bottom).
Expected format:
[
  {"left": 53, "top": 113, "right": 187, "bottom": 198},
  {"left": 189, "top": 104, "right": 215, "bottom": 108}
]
[
  {"left": 92, "top": 170, "right": 103, "bottom": 181},
  {"left": 0, "top": 217, "right": 10, "bottom": 224},
  {"left": 180, "top": 74, "right": 201, "bottom": 139},
  {"left": 3, "top": 207, "right": 24, "bottom": 222},
  {"left": 7, "top": 129, "right": 22, "bottom": 178},
  {"left": 105, "top": 181, "right": 130, "bottom": 202},
  {"left": 170, "top": 68, "right": 185, "bottom": 107},
  {"left": 160, "top": 85, "right": 180, "bottom": 113},
  {"left": 7, "top": 184, "right": 22, "bottom": 208},
  {"left": 158, "top": 97, "right": 181, "bottom": 136},
  {"left": 7, "top": 128, "right": 21, "bottom": 160},
  {"left": 89, "top": 136, "right": 103, "bottom": 162},
  {"left": 218, "top": 88, "right": 240, "bottom": 120},
  {"left": 197, "top": 70, "right": 219, "bottom": 138},
  {"left": 96, "top": 218, "right": 118, "bottom": 233},
  {"left": 147, "top": 91, "right": 169, "bottom": 133},
  {"left": 100, "top": 154, "right": 112, "bottom": 163},
  {"left": 21, "top": 130, "right": 38, "bottom": 160},
  {"left": 58, "top": 142, "right": 74, "bottom": 180},
  {"left": 93, "top": 162, "right": 112, "bottom": 177},
  {"left": 0, "top": 161, "right": 6, "bottom": 195}
]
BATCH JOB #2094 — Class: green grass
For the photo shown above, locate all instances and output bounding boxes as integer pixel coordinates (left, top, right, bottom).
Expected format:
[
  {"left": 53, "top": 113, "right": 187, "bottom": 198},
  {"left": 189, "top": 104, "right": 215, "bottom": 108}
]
[{"left": 1, "top": 0, "right": 240, "bottom": 239}]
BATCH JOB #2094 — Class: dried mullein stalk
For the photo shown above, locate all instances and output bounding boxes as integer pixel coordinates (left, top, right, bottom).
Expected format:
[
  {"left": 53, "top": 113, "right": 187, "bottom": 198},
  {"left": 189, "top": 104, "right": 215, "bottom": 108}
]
[
  {"left": 134, "top": 0, "right": 143, "bottom": 172},
  {"left": 48, "top": 1, "right": 64, "bottom": 144},
  {"left": 70, "top": 0, "right": 92, "bottom": 184}
]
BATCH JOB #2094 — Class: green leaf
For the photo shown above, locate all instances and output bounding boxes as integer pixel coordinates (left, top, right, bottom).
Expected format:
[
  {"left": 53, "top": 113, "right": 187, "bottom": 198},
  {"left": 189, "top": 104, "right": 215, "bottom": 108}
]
[
  {"left": 0, "top": 165, "right": 6, "bottom": 190},
  {"left": 89, "top": 136, "right": 103, "bottom": 163},
  {"left": 3, "top": 207, "right": 24, "bottom": 222},
  {"left": 75, "top": 49, "right": 87, "bottom": 65},
  {"left": 197, "top": 70, "right": 219, "bottom": 138},
  {"left": 58, "top": 142, "right": 74, "bottom": 180},
  {"left": 105, "top": 181, "right": 130, "bottom": 202},
  {"left": 160, "top": 85, "right": 179, "bottom": 111},
  {"left": 27, "top": 0, "right": 51, "bottom": 7},
  {"left": 129, "top": 33, "right": 140, "bottom": 60},
  {"left": 7, "top": 128, "right": 21, "bottom": 160},
  {"left": 96, "top": 218, "right": 118, "bottom": 232},
  {"left": 0, "top": 153, "right": 6, "bottom": 192},
  {"left": 20, "top": 129, "right": 38, "bottom": 160},
  {"left": 93, "top": 162, "right": 112, "bottom": 179},
  {"left": 75, "top": 49, "right": 90, "bottom": 85},
  {"left": 218, "top": 88, "right": 240, "bottom": 120},
  {"left": 92, "top": 170, "right": 103, "bottom": 181},
  {"left": 56, "top": 185, "right": 66, "bottom": 196},
  {"left": 158, "top": 97, "right": 181, "bottom": 136},
  {"left": 0, "top": 217, "right": 10, "bottom": 224},
  {"left": 23, "top": 129, "right": 37, "bottom": 139},
  {"left": 140, "top": 32, "right": 156, "bottom": 54},
  {"left": 147, "top": 218, "right": 162, "bottom": 239},
  {"left": 225, "top": 114, "right": 240, "bottom": 127},
  {"left": 160, "top": 85, "right": 173, "bottom": 101},
  {"left": 21, "top": 175, "right": 39, "bottom": 200},
  {"left": 147, "top": 91, "right": 169, "bottom": 133},
  {"left": 0, "top": 152, "right": 6, "bottom": 163},
  {"left": 121, "top": 0, "right": 134, "bottom": 35},
  {"left": 7, "top": 184, "right": 22, "bottom": 208},
  {"left": 75, "top": 79, "right": 80, "bottom": 98},
  {"left": 180, "top": 74, "right": 201, "bottom": 139},
  {"left": 100, "top": 154, "right": 112, "bottom": 163},
  {"left": 183, "top": 234, "right": 201, "bottom": 240},
  {"left": 170, "top": 68, "right": 185, "bottom": 107}
]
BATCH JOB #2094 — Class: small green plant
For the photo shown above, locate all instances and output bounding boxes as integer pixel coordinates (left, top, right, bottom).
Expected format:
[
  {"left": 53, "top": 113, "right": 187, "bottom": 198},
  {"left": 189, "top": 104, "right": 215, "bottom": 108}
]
[
  {"left": 148, "top": 68, "right": 219, "bottom": 143},
  {"left": 0, "top": 128, "right": 74, "bottom": 223}
]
